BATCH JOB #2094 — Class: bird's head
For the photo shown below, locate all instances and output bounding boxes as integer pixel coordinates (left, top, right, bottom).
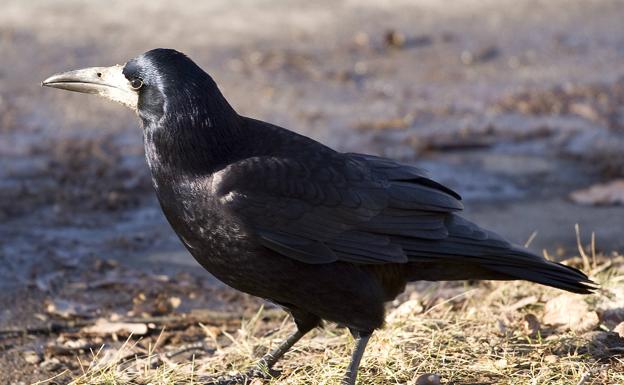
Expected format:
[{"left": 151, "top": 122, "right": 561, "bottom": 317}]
[
  {"left": 43, "top": 48, "right": 230, "bottom": 126},
  {"left": 43, "top": 48, "right": 243, "bottom": 172}
]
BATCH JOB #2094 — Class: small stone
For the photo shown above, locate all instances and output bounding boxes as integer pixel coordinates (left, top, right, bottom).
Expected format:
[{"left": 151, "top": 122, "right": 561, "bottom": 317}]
[
  {"left": 23, "top": 350, "right": 40, "bottom": 364},
  {"left": 414, "top": 373, "right": 441, "bottom": 385},
  {"left": 494, "top": 358, "right": 508, "bottom": 369},
  {"left": 169, "top": 296, "right": 182, "bottom": 309},
  {"left": 40, "top": 357, "right": 62, "bottom": 371}
]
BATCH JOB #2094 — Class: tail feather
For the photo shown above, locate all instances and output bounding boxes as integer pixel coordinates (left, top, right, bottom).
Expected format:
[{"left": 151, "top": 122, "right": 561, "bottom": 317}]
[
  {"left": 398, "top": 215, "right": 597, "bottom": 294},
  {"left": 484, "top": 248, "right": 596, "bottom": 294}
]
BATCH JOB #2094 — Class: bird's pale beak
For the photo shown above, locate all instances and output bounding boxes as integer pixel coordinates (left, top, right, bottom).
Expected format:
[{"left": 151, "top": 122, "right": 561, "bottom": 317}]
[{"left": 42, "top": 65, "right": 138, "bottom": 110}]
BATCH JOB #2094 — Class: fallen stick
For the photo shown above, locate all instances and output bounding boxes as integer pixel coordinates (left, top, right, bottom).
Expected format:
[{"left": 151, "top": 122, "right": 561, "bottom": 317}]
[{"left": 0, "top": 309, "right": 284, "bottom": 339}]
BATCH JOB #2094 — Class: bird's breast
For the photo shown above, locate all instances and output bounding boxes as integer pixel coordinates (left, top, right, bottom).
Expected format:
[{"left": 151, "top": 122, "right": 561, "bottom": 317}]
[{"left": 149, "top": 168, "right": 256, "bottom": 271}]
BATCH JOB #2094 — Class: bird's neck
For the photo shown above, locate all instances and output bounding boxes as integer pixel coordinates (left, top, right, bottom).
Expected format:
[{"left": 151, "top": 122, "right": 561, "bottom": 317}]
[{"left": 143, "top": 89, "right": 245, "bottom": 177}]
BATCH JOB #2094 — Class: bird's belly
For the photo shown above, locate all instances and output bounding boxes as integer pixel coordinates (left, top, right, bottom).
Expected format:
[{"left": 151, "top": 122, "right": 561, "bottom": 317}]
[
  {"left": 168, "top": 212, "right": 388, "bottom": 330},
  {"left": 197, "top": 247, "right": 389, "bottom": 331},
  {"left": 153, "top": 185, "right": 388, "bottom": 331}
]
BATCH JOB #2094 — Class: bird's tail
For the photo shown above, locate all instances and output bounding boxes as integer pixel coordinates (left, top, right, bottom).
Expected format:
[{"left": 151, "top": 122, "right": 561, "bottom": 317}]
[
  {"left": 482, "top": 246, "right": 596, "bottom": 294},
  {"left": 402, "top": 216, "right": 597, "bottom": 294}
]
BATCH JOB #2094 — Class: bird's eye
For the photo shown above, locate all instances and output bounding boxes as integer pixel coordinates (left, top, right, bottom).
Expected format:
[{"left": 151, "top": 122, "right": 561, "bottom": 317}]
[{"left": 130, "top": 78, "right": 143, "bottom": 90}]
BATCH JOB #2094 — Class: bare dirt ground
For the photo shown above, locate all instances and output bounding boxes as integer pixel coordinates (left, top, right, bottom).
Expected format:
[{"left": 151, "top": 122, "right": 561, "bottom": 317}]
[{"left": 1, "top": 0, "right": 624, "bottom": 383}]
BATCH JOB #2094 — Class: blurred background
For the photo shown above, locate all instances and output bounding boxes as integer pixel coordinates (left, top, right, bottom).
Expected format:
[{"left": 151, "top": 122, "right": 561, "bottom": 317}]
[{"left": 1, "top": 0, "right": 624, "bottom": 371}]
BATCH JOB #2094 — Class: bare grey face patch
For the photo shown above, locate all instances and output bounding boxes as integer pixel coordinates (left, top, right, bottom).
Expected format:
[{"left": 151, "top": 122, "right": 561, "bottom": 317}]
[{"left": 42, "top": 64, "right": 139, "bottom": 110}]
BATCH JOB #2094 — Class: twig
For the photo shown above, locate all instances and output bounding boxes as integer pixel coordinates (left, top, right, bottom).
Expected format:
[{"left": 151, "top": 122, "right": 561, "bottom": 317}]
[
  {"left": 165, "top": 341, "right": 214, "bottom": 358},
  {"left": 30, "top": 369, "right": 70, "bottom": 385},
  {"left": 0, "top": 321, "right": 88, "bottom": 338},
  {"left": 524, "top": 231, "right": 538, "bottom": 248},
  {"left": 575, "top": 224, "right": 591, "bottom": 272},
  {"left": 0, "top": 311, "right": 243, "bottom": 339},
  {"left": 423, "top": 289, "right": 477, "bottom": 315},
  {"left": 1, "top": 309, "right": 285, "bottom": 339},
  {"left": 590, "top": 231, "right": 597, "bottom": 270},
  {"left": 503, "top": 295, "right": 538, "bottom": 313},
  {"left": 46, "top": 343, "right": 103, "bottom": 356}
]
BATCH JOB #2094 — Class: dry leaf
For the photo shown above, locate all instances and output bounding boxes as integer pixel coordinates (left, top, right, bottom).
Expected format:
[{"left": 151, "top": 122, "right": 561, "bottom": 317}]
[
  {"left": 614, "top": 322, "right": 624, "bottom": 338},
  {"left": 544, "top": 354, "right": 559, "bottom": 364},
  {"left": 387, "top": 299, "right": 424, "bottom": 323},
  {"left": 569, "top": 102, "right": 601, "bottom": 122},
  {"left": 543, "top": 294, "right": 599, "bottom": 332},
  {"left": 82, "top": 318, "right": 148, "bottom": 336},
  {"left": 522, "top": 313, "right": 541, "bottom": 336},
  {"left": 570, "top": 180, "right": 624, "bottom": 206},
  {"left": 355, "top": 114, "right": 413, "bottom": 131}
]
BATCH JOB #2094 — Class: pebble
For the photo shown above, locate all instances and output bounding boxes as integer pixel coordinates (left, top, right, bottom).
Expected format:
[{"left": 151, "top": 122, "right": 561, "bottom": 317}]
[
  {"left": 414, "top": 373, "right": 441, "bottom": 385},
  {"left": 22, "top": 350, "right": 40, "bottom": 364}
]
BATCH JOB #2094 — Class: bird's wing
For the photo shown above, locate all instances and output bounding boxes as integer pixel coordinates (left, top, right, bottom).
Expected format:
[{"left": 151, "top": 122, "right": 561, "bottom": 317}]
[
  {"left": 212, "top": 151, "right": 594, "bottom": 293},
  {"left": 213, "top": 153, "right": 462, "bottom": 265},
  {"left": 346, "top": 152, "right": 462, "bottom": 200}
]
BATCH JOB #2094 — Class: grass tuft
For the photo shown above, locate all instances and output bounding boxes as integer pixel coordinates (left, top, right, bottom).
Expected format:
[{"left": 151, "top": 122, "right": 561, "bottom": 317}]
[{"left": 67, "top": 255, "right": 624, "bottom": 385}]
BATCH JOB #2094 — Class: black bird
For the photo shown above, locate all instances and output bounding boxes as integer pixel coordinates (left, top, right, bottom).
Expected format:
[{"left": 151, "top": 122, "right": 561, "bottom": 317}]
[{"left": 43, "top": 48, "right": 594, "bottom": 385}]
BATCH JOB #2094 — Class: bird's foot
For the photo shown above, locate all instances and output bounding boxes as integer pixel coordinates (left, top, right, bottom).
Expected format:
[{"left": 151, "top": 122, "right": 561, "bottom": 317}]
[{"left": 200, "top": 366, "right": 275, "bottom": 385}]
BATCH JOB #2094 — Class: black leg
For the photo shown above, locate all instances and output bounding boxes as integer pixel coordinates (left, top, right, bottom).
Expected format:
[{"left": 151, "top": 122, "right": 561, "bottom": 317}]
[
  {"left": 201, "top": 309, "right": 320, "bottom": 385},
  {"left": 256, "top": 328, "right": 306, "bottom": 369},
  {"left": 252, "top": 309, "right": 320, "bottom": 376},
  {"left": 341, "top": 331, "right": 372, "bottom": 385}
]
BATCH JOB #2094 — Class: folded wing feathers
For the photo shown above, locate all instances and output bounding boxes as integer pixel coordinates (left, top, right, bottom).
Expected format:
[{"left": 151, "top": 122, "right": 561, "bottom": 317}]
[
  {"left": 387, "top": 182, "right": 464, "bottom": 212},
  {"left": 258, "top": 229, "right": 337, "bottom": 264},
  {"left": 227, "top": 154, "right": 595, "bottom": 292}
]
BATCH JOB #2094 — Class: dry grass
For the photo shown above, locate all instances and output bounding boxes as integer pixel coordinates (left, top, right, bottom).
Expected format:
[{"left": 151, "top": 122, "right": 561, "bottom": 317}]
[{"left": 63, "top": 254, "right": 624, "bottom": 385}]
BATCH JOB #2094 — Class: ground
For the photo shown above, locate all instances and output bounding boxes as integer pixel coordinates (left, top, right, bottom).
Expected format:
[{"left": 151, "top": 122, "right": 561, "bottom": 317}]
[
  {"left": 4, "top": 253, "right": 624, "bottom": 384},
  {"left": 1, "top": 1, "right": 624, "bottom": 384}
]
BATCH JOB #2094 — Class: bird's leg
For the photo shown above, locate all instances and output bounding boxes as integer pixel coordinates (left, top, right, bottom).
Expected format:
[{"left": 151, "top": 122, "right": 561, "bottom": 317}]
[
  {"left": 341, "top": 330, "right": 372, "bottom": 385},
  {"left": 202, "top": 311, "right": 320, "bottom": 385},
  {"left": 200, "top": 330, "right": 308, "bottom": 385},
  {"left": 250, "top": 311, "right": 320, "bottom": 375},
  {"left": 255, "top": 328, "right": 306, "bottom": 370}
]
